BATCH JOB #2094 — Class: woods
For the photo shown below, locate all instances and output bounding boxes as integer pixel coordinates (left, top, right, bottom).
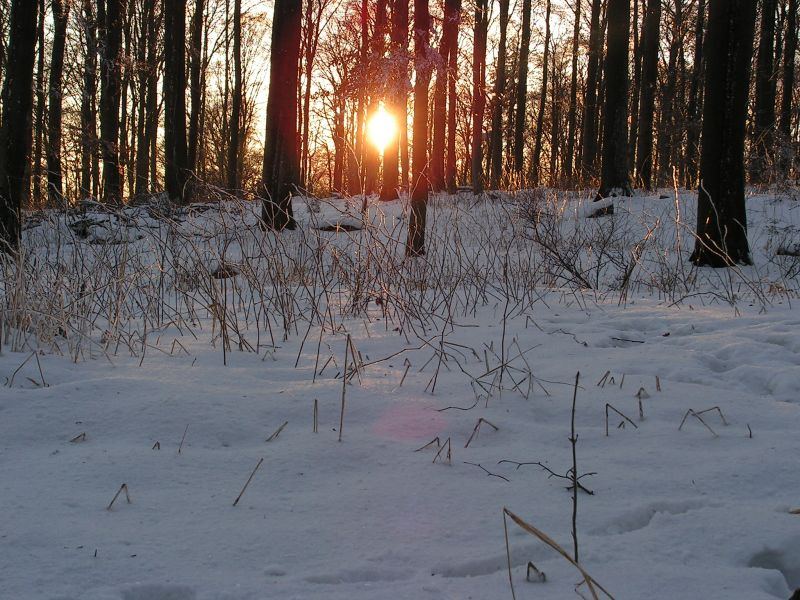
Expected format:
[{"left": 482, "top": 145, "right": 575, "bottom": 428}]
[{"left": 0, "top": 0, "right": 797, "bottom": 262}]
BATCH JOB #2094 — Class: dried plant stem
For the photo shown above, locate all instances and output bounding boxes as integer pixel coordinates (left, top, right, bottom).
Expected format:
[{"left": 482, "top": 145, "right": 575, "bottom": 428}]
[
  {"left": 178, "top": 424, "right": 189, "bottom": 454},
  {"left": 233, "top": 457, "right": 264, "bottom": 507},
  {"left": 266, "top": 421, "right": 288, "bottom": 442},
  {"left": 570, "top": 372, "right": 580, "bottom": 564},
  {"left": 106, "top": 483, "right": 131, "bottom": 511},
  {"left": 338, "top": 335, "right": 350, "bottom": 442}
]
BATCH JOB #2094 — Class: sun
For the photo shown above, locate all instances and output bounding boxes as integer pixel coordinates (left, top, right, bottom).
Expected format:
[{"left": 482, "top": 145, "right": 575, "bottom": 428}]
[{"left": 367, "top": 104, "right": 397, "bottom": 152}]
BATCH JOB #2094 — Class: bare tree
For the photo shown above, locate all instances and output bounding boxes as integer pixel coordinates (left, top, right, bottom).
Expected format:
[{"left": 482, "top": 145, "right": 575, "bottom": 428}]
[{"left": 691, "top": 0, "right": 757, "bottom": 266}]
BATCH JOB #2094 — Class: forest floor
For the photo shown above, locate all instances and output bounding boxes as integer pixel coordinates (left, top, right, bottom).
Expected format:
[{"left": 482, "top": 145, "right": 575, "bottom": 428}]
[{"left": 1, "top": 188, "right": 799, "bottom": 599}]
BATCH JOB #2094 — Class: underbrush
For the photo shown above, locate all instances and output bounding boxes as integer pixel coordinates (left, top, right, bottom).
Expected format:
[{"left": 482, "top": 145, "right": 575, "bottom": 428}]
[{"left": 1, "top": 187, "right": 798, "bottom": 361}]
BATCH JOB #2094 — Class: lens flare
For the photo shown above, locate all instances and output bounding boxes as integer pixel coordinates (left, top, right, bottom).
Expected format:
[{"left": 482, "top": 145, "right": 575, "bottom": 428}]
[{"left": 367, "top": 104, "right": 397, "bottom": 152}]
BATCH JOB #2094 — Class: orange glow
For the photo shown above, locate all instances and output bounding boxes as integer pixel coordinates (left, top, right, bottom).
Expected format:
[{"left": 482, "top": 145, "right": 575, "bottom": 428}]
[{"left": 367, "top": 104, "right": 397, "bottom": 152}]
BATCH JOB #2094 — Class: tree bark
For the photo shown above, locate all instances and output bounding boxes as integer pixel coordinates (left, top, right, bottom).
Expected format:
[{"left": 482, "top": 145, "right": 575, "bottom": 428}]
[
  {"left": 597, "top": 0, "right": 632, "bottom": 200},
  {"left": 100, "top": 0, "right": 125, "bottom": 205},
  {"left": 531, "top": 0, "right": 551, "bottom": 185},
  {"left": 635, "top": 0, "right": 660, "bottom": 189},
  {"left": 581, "top": 0, "right": 604, "bottom": 182},
  {"left": 753, "top": 0, "right": 778, "bottom": 182},
  {"left": 227, "top": 0, "right": 242, "bottom": 192},
  {"left": 164, "top": 0, "right": 190, "bottom": 203},
  {"left": 261, "top": 0, "right": 301, "bottom": 230},
  {"left": 779, "top": 0, "right": 797, "bottom": 174},
  {"left": 691, "top": 0, "right": 757, "bottom": 267},
  {"left": 0, "top": 0, "right": 38, "bottom": 251},
  {"left": 685, "top": 0, "right": 706, "bottom": 187},
  {"left": 46, "top": 0, "right": 70, "bottom": 206},
  {"left": 188, "top": 0, "right": 206, "bottom": 174},
  {"left": 380, "top": 0, "right": 409, "bottom": 201},
  {"left": 512, "top": 0, "right": 531, "bottom": 177},
  {"left": 564, "top": 0, "right": 581, "bottom": 183},
  {"left": 445, "top": 0, "right": 461, "bottom": 193},
  {"left": 471, "top": 0, "right": 488, "bottom": 194},
  {"left": 406, "top": 0, "right": 431, "bottom": 255},
  {"left": 489, "top": 0, "right": 510, "bottom": 188}
]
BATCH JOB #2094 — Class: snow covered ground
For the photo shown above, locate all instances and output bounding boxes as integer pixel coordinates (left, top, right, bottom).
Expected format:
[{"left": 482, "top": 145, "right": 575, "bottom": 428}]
[{"left": 1, "top": 190, "right": 799, "bottom": 599}]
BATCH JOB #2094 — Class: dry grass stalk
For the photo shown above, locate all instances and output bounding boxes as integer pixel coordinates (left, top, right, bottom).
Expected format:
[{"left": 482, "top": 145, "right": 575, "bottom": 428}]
[
  {"left": 464, "top": 418, "right": 499, "bottom": 448},
  {"left": 414, "top": 437, "right": 440, "bottom": 452},
  {"left": 526, "top": 561, "right": 546, "bottom": 583},
  {"left": 152, "top": 441, "right": 160, "bottom": 450},
  {"left": 596, "top": 371, "right": 611, "bottom": 387},
  {"left": 338, "top": 335, "right": 349, "bottom": 442},
  {"left": 432, "top": 437, "right": 452, "bottom": 464},
  {"left": 313, "top": 399, "right": 318, "bottom": 433},
  {"left": 605, "top": 404, "right": 638, "bottom": 436},
  {"left": 178, "top": 424, "right": 189, "bottom": 454},
  {"left": 106, "top": 483, "right": 131, "bottom": 511},
  {"left": 69, "top": 432, "right": 86, "bottom": 443},
  {"left": 266, "top": 421, "right": 288, "bottom": 442},
  {"left": 233, "top": 457, "right": 264, "bottom": 507},
  {"left": 502, "top": 507, "right": 614, "bottom": 600}
]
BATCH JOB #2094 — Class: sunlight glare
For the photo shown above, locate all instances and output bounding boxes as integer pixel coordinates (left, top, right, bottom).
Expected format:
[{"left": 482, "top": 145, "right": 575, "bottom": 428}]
[{"left": 367, "top": 104, "right": 397, "bottom": 152}]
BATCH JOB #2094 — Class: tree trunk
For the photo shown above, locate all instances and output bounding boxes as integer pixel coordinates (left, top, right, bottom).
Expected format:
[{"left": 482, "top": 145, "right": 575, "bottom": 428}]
[
  {"left": 188, "top": 0, "right": 205, "bottom": 174},
  {"left": 597, "top": 0, "right": 632, "bottom": 200},
  {"left": 431, "top": 0, "right": 455, "bottom": 192},
  {"left": 32, "top": 0, "right": 44, "bottom": 205},
  {"left": 489, "top": 0, "right": 509, "bottom": 188},
  {"left": 470, "top": 0, "right": 488, "bottom": 194},
  {"left": 445, "top": 0, "right": 461, "bottom": 193},
  {"left": 100, "top": 0, "right": 124, "bottom": 205},
  {"left": 656, "top": 0, "right": 682, "bottom": 187},
  {"left": 779, "top": 0, "right": 797, "bottom": 174},
  {"left": 753, "top": 0, "right": 778, "bottom": 182},
  {"left": 531, "top": 0, "right": 551, "bottom": 185},
  {"left": 0, "top": 0, "right": 38, "bottom": 250},
  {"left": 380, "top": 0, "right": 409, "bottom": 200},
  {"left": 261, "top": 0, "right": 301, "bottom": 230},
  {"left": 691, "top": 0, "right": 757, "bottom": 267},
  {"left": 406, "top": 0, "right": 431, "bottom": 255},
  {"left": 635, "top": 0, "right": 660, "bottom": 189},
  {"left": 512, "top": 0, "right": 531, "bottom": 176},
  {"left": 46, "top": 0, "right": 70, "bottom": 206},
  {"left": 564, "top": 0, "right": 581, "bottom": 183},
  {"left": 685, "top": 0, "right": 706, "bottom": 187},
  {"left": 164, "top": 0, "right": 190, "bottom": 203},
  {"left": 227, "top": 0, "right": 242, "bottom": 192},
  {"left": 581, "top": 0, "right": 604, "bottom": 181},
  {"left": 80, "top": 0, "right": 99, "bottom": 198}
]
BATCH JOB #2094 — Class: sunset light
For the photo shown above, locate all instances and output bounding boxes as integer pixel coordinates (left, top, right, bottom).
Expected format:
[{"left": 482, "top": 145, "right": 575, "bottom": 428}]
[{"left": 367, "top": 104, "right": 397, "bottom": 152}]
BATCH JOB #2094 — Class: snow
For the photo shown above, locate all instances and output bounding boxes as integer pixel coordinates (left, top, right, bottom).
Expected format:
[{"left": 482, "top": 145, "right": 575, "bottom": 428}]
[{"left": 1, "top": 190, "right": 799, "bottom": 599}]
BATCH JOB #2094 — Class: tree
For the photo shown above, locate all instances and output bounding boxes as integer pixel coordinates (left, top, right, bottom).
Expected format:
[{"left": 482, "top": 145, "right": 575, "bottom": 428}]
[
  {"left": 691, "top": 0, "right": 758, "bottom": 267},
  {"left": 581, "top": 0, "right": 604, "bottom": 181},
  {"left": 531, "top": 0, "right": 552, "bottom": 185},
  {"left": 779, "top": 0, "right": 797, "bottom": 174},
  {"left": 512, "top": 0, "right": 531, "bottom": 176},
  {"left": 80, "top": 0, "right": 100, "bottom": 199},
  {"left": 489, "top": 0, "right": 510, "bottom": 188},
  {"left": 596, "top": 0, "right": 632, "bottom": 200},
  {"left": 380, "top": 0, "right": 409, "bottom": 201},
  {"left": 0, "top": 0, "right": 38, "bottom": 251},
  {"left": 406, "top": 0, "right": 431, "bottom": 255},
  {"left": 635, "top": 0, "right": 660, "bottom": 189},
  {"left": 685, "top": 0, "right": 706, "bottom": 187},
  {"left": 445, "top": 0, "right": 461, "bottom": 193},
  {"left": 227, "top": 0, "right": 243, "bottom": 192},
  {"left": 164, "top": 0, "right": 190, "bottom": 203},
  {"left": 188, "top": 0, "right": 206, "bottom": 175},
  {"left": 753, "top": 0, "right": 778, "bottom": 182},
  {"left": 563, "top": 0, "right": 581, "bottom": 183},
  {"left": 471, "top": 0, "right": 488, "bottom": 194},
  {"left": 46, "top": 0, "right": 70, "bottom": 206},
  {"left": 261, "top": 0, "right": 302, "bottom": 230},
  {"left": 100, "top": 0, "right": 125, "bottom": 205}
]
